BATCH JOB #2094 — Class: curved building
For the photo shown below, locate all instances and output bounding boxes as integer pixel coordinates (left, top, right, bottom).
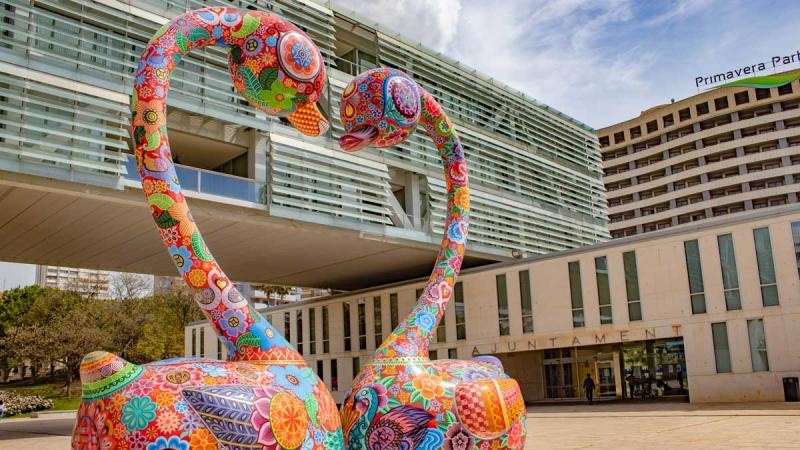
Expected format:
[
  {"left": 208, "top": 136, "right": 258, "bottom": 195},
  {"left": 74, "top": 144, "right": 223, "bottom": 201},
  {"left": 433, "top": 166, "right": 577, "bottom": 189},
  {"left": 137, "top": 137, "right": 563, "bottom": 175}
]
[{"left": 600, "top": 70, "right": 800, "bottom": 238}]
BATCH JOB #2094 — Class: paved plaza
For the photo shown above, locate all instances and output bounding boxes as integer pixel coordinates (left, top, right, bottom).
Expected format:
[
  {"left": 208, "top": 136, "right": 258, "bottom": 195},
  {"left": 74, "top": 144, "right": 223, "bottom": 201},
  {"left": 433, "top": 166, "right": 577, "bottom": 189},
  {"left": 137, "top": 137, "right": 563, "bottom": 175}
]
[{"left": 0, "top": 402, "right": 798, "bottom": 449}]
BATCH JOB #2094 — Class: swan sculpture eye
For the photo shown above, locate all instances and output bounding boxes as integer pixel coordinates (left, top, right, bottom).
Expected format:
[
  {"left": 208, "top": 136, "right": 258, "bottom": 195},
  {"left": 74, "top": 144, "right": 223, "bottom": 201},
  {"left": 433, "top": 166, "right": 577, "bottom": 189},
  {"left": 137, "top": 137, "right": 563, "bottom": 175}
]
[{"left": 277, "top": 31, "right": 323, "bottom": 82}]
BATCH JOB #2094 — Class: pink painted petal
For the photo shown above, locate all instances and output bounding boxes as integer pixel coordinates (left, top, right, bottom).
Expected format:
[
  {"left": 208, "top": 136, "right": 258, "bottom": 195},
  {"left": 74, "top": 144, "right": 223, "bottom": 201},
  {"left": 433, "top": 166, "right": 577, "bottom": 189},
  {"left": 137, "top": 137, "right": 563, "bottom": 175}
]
[{"left": 254, "top": 397, "right": 271, "bottom": 417}]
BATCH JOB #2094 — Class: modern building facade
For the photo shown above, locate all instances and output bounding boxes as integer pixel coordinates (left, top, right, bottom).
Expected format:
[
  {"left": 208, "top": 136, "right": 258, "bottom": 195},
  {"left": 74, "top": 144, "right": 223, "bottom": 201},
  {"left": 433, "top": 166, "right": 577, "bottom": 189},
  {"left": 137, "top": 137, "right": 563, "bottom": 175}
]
[
  {"left": 599, "top": 70, "right": 800, "bottom": 238},
  {"left": 35, "top": 265, "right": 111, "bottom": 298},
  {"left": 0, "top": 0, "right": 607, "bottom": 291},
  {"left": 187, "top": 205, "right": 800, "bottom": 404}
]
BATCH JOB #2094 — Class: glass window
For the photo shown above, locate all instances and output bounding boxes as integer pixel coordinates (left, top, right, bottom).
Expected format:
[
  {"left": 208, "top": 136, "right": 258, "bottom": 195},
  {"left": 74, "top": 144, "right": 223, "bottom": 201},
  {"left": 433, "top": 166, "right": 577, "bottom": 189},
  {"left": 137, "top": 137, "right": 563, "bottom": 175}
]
[
  {"left": 284, "top": 312, "right": 291, "bottom": 340},
  {"left": 352, "top": 357, "right": 360, "bottom": 376},
  {"left": 331, "top": 359, "right": 338, "bottom": 391},
  {"left": 455, "top": 282, "right": 466, "bottom": 340},
  {"left": 595, "top": 256, "right": 613, "bottom": 324},
  {"left": 684, "top": 240, "right": 707, "bottom": 314},
  {"left": 519, "top": 270, "right": 534, "bottom": 333},
  {"left": 296, "top": 310, "right": 303, "bottom": 355},
  {"left": 322, "top": 306, "right": 329, "bottom": 353},
  {"left": 199, "top": 328, "right": 204, "bottom": 357},
  {"left": 373, "top": 296, "right": 382, "bottom": 346},
  {"left": 217, "top": 338, "right": 223, "bottom": 360},
  {"left": 569, "top": 261, "right": 585, "bottom": 327},
  {"left": 191, "top": 328, "right": 196, "bottom": 356},
  {"left": 358, "top": 300, "right": 367, "bottom": 350},
  {"left": 496, "top": 274, "right": 510, "bottom": 335},
  {"left": 429, "top": 349, "right": 438, "bottom": 360},
  {"left": 717, "top": 234, "right": 742, "bottom": 310},
  {"left": 753, "top": 227, "right": 779, "bottom": 306},
  {"left": 390, "top": 293, "right": 399, "bottom": 329},
  {"left": 711, "top": 322, "right": 732, "bottom": 373},
  {"left": 747, "top": 319, "right": 769, "bottom": 372},
  {"left": 448, "top": 348, "right": 458, "bottom": 359},
  {"left": 623, "top": 251, "right": 642, "bottom": 321},
  {"left": 791, "top": 221, "right": 800, "bottom": 279},
  {"left": 343, "top": 303, "right": 351, "bottom": 352},
  {"left": 309, "top": 308, "right": 316, "bottom": 355},
  {"left": 316, "top": 360, "right": 323, "bottom": 378}
]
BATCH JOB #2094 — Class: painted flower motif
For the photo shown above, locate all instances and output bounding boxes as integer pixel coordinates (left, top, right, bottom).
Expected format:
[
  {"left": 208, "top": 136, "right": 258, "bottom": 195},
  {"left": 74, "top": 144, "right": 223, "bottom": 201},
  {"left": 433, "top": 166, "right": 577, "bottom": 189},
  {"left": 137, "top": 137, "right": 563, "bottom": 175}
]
[
  {"left": 444, "top": 423, "right": 474, "bottom": 450},
  {"left": 168, "top": 245, "right": 193, "bottom": 274},
  {"left": 414, "top": 310, "right": 436, "bottom": 334},
  {"left": 189, "top": 428, "right": 218, "bottom": 450},
  {"left": 272, "top": 365, "right": 315, "bottom": 400},
  {"left": 154, "top": 390, "right": 176, "bottom": 408},
  {"left": 220, "top": 309, "right": 248, "bottom": 336},
  {"left": 270, "top": 392, "right": 310, "bottom": 449},
  {"left": 156, "top": 409, "right": 180, "bottom": 433},
  {"left": 411, "top": 373, "right": 445, "bottom": 400},
  {"left": 449, "top": 160, "right": 468, "bottom": 186},
  {"left": 454, "top": 186, "right": 470, "bottom": 211},
  {"left": 462, "top": 365, "right": 495, "bottom": 382},
  {"left": 180, "top": 411, "right": 204, "bottom": 433},
  {"left": 174, "top": 401, "right": 189, "bottom": 413},
  {"left": 448, "top": 254, "right": 464, "bottom": 272},
  {"left": 447, "top": 219, "right": 468, "bottom": 244},
  {"left": 250, "top": 395, "right": 278, "bottom": 449},
  {"left": 243, "top": 35, "right": 264, "bottom": 57},
  {"left": 259, "top": 79, "right": 297, "bottom": 111},
  {"left": 388, "top": 76, "right": 420, "bottom": 121},
  {"left": 291, "top": 40, "right": 313, "bottom": 68},
  {"left": 127, "top": 430, "right": 148, "bottom": 450},
  {"left": 121, "top": 396, "right": 157, "bottom": 431},
  {"left": 187, "top": 269, "right": 207, "bottom": 288},
  {"left": 278, "top": 31, "right": 321, "bottom": 81},
  {"left": 146, "top": 436, "right": 189, "bottom": 450}
]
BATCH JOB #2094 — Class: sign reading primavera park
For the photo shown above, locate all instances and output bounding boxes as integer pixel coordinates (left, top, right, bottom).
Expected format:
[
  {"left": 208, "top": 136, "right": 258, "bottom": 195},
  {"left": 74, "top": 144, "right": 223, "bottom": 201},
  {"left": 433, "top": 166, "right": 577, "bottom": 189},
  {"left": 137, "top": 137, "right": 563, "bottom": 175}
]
[{"left": 695, "top": 50, "right": 800, "bottom": 88}]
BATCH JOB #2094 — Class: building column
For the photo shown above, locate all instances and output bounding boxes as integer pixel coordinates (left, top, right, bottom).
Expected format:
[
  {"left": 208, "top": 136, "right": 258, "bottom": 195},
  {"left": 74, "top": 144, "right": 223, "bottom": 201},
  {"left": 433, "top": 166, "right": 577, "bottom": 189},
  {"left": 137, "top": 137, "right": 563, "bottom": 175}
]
[{"left": 404, "top": 172, "right": 422, "bottom": 229}]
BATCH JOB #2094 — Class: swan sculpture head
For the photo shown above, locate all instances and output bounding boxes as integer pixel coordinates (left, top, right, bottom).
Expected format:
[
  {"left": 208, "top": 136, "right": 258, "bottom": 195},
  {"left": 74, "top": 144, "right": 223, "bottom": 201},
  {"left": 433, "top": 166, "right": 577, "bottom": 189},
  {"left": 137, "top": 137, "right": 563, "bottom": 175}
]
[
  {"left": 72, "top": 8, "right": 340, "bottom": 449},
  {"left": 338, "top": 68, "right": 422, "bottom": 151},
  {"left": 338, "top": 68, "right": 528, "bottom": 449}
]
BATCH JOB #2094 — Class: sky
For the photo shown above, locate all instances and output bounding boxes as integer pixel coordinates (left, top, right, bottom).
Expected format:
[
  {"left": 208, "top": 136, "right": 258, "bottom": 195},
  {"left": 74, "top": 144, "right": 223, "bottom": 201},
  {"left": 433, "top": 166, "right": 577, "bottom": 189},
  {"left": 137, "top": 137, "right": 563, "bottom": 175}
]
[{"left": 333, "top": 0, "right": 800, "bottom": 129}]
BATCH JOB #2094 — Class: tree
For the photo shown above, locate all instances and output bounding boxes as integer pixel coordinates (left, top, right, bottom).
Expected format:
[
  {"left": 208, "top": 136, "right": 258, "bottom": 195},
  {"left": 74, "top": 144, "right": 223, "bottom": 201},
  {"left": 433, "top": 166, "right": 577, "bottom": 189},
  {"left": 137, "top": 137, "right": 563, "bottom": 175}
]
[
  {"left": 252, "top": 284, "right": 291, "bottom": 306},
  {"left": 109, "top": 272, "right": 153, "bottom": 300},
  {"left": 0, "top": 285, "right": 48, "bottom": 381}
]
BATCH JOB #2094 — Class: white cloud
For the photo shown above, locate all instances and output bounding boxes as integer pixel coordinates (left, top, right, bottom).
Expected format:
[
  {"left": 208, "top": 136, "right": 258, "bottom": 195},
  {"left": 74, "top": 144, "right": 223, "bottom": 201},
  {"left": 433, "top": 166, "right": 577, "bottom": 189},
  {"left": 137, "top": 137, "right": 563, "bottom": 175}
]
[
  {"left": 333, "top": 0, "right": 462, "bottom": 53},
  {"left": 331, "top": 0, "right": 799, "bottom": 129}
]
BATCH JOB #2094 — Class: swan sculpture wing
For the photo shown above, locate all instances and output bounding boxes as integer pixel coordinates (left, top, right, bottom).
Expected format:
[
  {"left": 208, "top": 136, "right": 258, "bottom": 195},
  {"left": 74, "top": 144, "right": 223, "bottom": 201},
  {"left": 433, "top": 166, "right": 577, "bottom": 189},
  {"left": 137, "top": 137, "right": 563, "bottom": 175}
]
[
  {"left": 71, "top": 8, "right": 341, "bottom": 449},
  {"left": 337, "top": 68, "right": 527, "bottom": 449}
]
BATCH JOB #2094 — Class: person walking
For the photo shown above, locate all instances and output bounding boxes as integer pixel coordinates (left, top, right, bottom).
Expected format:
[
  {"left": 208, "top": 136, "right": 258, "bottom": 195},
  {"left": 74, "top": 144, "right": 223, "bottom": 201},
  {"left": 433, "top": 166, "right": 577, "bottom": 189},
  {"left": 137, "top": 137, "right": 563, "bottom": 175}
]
[
  {"left": 583, "top": 373, "right": 596, "bottom": 404},
  {"left": 0, "top": 399, "right": 5, "bottom": 419}
]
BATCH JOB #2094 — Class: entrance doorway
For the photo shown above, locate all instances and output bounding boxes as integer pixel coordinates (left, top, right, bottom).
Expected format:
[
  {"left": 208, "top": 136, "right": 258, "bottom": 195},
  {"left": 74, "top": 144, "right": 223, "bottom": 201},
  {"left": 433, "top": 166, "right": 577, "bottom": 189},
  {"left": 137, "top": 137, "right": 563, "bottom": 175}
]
[{"left": 543, "top": 346, "right": 620, "bottom": 400}]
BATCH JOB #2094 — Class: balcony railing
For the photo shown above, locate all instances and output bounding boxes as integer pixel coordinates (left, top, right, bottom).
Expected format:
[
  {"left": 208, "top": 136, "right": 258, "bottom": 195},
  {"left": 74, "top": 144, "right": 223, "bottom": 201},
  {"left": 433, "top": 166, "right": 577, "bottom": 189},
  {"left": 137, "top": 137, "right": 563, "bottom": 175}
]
[{"left": 123, "top": 155, "right": 264, "bottom": 204}]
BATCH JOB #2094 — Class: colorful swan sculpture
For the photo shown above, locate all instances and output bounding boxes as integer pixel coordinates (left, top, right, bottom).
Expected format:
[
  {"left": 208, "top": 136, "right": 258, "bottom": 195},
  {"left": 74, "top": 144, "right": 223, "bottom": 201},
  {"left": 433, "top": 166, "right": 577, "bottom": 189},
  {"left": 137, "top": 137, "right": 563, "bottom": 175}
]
[
  {"left": 337, "top": 68, "right": 528, "bottom": 450},
  {"left": 71, "top": 7, "right": 341, "bottom": 449}
]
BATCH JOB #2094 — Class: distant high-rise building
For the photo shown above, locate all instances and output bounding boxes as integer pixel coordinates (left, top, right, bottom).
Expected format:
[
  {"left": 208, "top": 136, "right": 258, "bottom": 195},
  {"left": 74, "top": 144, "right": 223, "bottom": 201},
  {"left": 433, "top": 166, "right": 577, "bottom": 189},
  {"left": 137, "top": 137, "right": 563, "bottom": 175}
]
[
  {"left": 599, "top": 69, "right": 800, "bottom": 237},
  {"left": 36, "top": 265, "right": 111, "bottom": 298}
]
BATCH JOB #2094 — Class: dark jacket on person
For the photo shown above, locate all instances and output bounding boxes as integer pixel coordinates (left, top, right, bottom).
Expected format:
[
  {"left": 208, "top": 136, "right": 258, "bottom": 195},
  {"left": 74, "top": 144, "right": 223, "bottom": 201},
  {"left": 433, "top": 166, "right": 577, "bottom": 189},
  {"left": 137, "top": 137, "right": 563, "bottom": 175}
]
[{"left": 583, "top": 377, "right": 596, "bottom": 391}]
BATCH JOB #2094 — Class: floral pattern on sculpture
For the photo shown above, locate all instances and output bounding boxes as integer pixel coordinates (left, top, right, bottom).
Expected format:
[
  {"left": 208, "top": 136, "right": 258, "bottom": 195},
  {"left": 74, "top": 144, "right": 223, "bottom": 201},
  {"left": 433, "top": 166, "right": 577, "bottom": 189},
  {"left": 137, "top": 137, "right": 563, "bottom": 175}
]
[
  {"left": 337, "top": 68, "right": 527, "bottom": 449},
  {"left": 71, "top": 7, "right": 340, "bottom": 450}
]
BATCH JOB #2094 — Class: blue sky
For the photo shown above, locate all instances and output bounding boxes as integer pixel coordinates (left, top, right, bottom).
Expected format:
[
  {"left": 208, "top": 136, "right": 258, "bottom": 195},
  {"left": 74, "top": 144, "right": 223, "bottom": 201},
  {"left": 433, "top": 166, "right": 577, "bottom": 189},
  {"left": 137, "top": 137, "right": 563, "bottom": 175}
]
[{"left": 334, "top": 0, "right": 800, "bottom": 128}]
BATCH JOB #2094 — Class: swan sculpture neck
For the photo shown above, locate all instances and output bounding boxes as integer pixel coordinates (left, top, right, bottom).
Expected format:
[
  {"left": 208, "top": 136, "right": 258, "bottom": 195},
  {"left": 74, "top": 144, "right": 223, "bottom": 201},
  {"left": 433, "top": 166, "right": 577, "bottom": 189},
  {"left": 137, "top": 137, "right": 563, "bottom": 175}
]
[
  {"left": 339, "top": 69, "right": 469, "bottom": 360},
  {"left": 131, "top": 6, "right": 327, "bottom": 361},
  {"left": 378, "top": 91, "right": 469, "bottom": 360}
]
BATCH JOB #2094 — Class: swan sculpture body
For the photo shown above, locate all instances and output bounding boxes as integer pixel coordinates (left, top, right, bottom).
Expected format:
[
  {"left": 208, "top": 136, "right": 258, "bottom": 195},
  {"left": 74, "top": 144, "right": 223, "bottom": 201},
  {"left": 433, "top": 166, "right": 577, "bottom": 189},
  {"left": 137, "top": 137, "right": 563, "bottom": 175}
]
[
  {"left": 71, "top": 7, "right": 341, "bottom": 449},
  {"left": 337, "top": 68, "right": 527, "bottom": 450}
]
